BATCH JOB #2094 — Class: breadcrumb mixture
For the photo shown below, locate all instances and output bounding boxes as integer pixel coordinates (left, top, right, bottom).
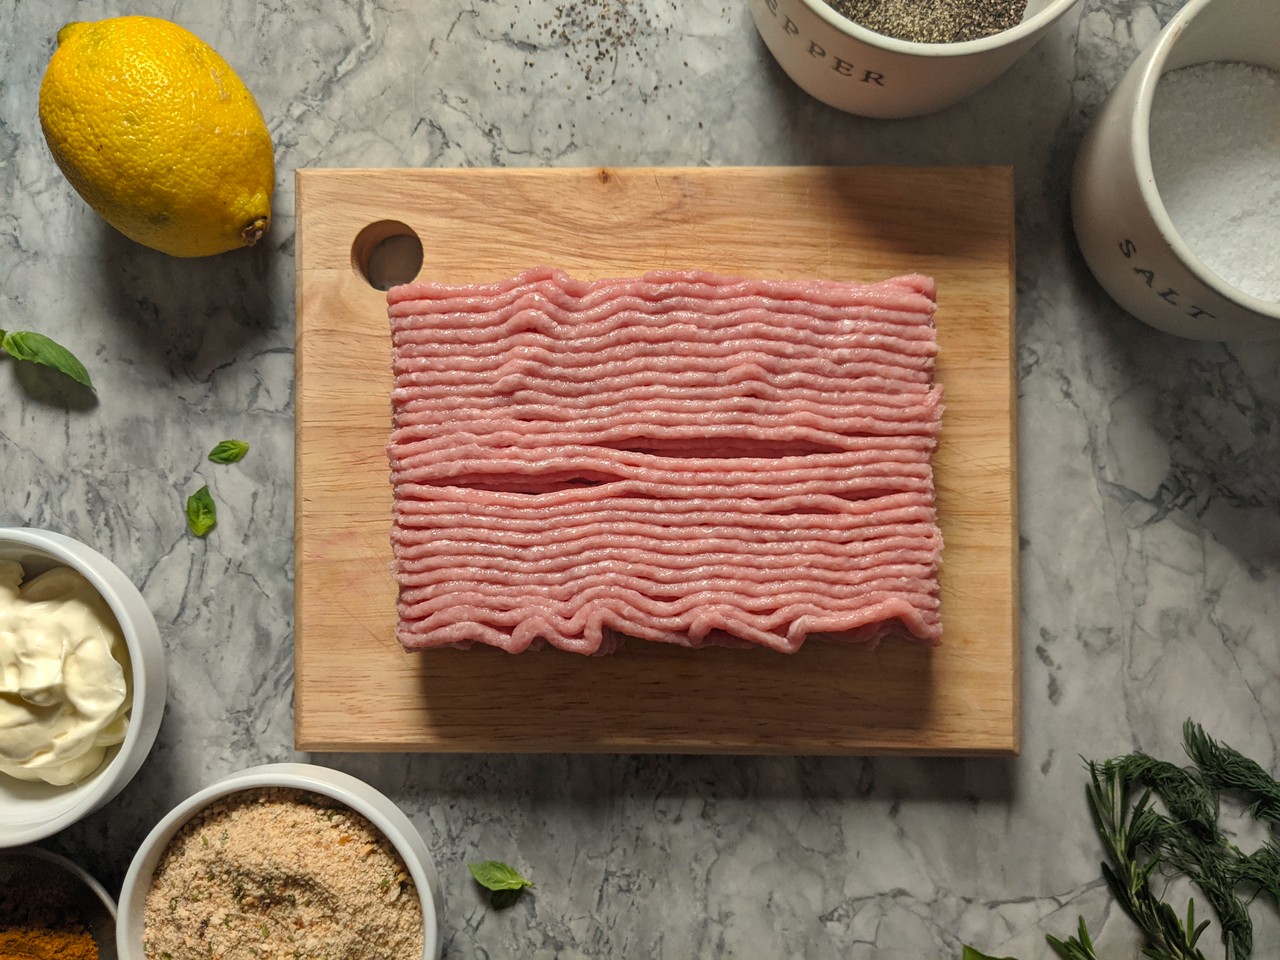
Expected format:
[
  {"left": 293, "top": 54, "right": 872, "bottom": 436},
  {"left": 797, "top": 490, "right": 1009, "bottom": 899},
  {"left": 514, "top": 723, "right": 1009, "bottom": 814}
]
[{"left": 142, "top": 788, "right": 424, "bottom": 960}]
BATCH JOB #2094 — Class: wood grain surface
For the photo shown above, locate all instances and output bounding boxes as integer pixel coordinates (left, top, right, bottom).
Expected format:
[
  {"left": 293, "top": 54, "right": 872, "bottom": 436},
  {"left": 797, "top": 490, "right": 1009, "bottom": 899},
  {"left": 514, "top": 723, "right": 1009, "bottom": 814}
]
[{"left": 294, "top": 166, "right": 1018, "bottom": 755}]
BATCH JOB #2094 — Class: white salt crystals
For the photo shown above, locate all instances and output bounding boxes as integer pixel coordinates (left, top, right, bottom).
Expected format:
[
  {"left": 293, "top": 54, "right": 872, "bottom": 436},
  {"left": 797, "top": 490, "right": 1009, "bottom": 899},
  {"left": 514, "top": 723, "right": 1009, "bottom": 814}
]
[{"left": 1148, "top": 61, "right": 1280, "bottom": 304}]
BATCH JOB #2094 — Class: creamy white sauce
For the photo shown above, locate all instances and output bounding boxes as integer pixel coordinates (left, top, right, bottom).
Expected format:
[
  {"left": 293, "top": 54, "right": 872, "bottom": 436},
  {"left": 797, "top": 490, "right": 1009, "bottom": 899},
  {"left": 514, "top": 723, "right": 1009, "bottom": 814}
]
[{"left": 0, "top": 559, "right": 132, "bottom": 786}]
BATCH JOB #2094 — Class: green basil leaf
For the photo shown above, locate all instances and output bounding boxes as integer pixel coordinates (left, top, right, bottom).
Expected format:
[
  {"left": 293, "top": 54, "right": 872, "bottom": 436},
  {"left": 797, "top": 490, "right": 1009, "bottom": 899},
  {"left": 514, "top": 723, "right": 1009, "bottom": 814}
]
[
  {"left": 961, "top": 947, "right": 1019, "bottom": 960},
  {"left": 467, "top": 860, "right": 533, "bottom": 892},
  {"left": 208, "top": 440, "right": 250, "bottom": 464},
  {"left": 1, "top": 330, "right": 94, "bottom": 389},
  {"left": 186, "top": 485, "right": 217, "bottom": 537}
]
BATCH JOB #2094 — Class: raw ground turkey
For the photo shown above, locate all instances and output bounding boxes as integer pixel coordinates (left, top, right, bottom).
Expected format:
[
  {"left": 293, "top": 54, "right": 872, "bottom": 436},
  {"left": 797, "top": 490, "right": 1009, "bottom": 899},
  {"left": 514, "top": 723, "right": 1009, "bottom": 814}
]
[{"left": 387, "top": 267, "right": 943, "bottom": 655}]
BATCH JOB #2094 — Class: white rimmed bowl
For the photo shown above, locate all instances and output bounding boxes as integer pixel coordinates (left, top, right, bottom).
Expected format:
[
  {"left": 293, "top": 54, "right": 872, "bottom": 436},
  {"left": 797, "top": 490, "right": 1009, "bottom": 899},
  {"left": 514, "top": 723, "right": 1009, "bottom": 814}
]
[
  {"left": 1071, "top": 0, "right": 1280, "bottom": 340},
  {"left": 0, "top": 847, "right": 119, "bottom": 960},
  {"left": 118, "top": 763, "right": 445, "bottom": 960},
  {"left": 750, "top": 0, "right": 1083, "bottom": 117},
  {"left": 0, "top": 528, "right": 167, "bottom": 847}
]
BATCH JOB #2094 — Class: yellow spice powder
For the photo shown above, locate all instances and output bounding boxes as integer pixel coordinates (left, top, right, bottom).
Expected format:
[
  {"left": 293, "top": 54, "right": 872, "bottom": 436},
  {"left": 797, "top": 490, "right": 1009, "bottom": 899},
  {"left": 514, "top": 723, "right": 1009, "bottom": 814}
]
[
  {"left": 0, "top": 926, "right": 97, "bottom": 960},
  {"left": 0, "top": 879, "right": 99, "bottom": 960}
]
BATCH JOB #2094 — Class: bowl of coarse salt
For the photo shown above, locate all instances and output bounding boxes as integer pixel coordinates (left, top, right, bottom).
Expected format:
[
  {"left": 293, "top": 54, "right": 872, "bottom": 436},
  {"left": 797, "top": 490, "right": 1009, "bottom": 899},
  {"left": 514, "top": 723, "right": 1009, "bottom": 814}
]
[
  {"left": 118, "top": 763, "right": 444, "bottom": 960},
  {"left": 1072, "top": 0, "right": 1280, "bottom": 340},
  {"left": 750, "top": 0, "right": 1083, "bottom": 117}
]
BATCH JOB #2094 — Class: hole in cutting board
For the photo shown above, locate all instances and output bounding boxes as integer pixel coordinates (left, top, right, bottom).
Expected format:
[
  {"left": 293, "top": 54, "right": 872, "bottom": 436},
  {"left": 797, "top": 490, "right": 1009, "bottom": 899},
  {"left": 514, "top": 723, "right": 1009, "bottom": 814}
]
[{"left": 352, "top": 220, "right": 424, "bottom": 290}]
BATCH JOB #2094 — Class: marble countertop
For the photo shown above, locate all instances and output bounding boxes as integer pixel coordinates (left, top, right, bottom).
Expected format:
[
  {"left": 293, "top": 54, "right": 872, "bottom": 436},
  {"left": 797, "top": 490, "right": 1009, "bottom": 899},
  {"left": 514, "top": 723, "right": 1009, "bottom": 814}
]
[{"left": 2, "top": 0, "right": 1278, "bottom": 956}]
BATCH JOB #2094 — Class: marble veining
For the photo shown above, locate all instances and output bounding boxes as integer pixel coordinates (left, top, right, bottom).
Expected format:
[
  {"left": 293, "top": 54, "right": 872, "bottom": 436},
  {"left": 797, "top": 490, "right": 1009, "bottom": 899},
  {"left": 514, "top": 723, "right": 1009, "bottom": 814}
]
[{"left": 1, "top": 0, "right": 1277, "bottom": 957}]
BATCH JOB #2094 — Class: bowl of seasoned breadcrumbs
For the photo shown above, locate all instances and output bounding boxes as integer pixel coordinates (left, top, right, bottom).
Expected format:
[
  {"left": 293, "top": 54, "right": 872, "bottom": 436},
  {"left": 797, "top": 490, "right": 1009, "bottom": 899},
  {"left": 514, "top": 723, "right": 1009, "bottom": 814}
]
[{"left": 116, "top": 764, "right": 443, "bottom": 960}]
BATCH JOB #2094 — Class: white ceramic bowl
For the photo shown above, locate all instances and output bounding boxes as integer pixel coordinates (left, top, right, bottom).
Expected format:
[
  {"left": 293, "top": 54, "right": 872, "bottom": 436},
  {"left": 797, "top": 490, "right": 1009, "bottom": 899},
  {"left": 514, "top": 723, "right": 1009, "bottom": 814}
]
[
  {"left": 750, "top": 0, "right": 1083, "bottom": 118},
  {"left": 118, "top": 763, "right": 445, "bottom": 960},
  {"left": 1072, "top": 0, "right": 1280, "bottom": 340},
  {"left": 0, "top": 528, "right": 167, "bottom": 847},
  {"left": 0, "top": 847, "right": 119, "bottom": 960}
]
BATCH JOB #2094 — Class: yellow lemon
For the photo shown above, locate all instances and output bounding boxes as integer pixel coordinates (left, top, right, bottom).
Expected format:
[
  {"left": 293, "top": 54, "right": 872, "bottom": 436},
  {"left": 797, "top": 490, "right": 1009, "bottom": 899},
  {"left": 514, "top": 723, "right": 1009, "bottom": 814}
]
[{"left": 39, "top": 16, "right": 275, "bottom": 258}]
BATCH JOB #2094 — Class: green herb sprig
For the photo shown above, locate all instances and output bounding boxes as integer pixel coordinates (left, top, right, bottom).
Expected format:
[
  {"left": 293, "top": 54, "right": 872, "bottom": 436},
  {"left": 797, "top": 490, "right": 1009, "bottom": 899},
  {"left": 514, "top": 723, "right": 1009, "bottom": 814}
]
[
  {"left": 468, "top": 860, "right": 533, "bottom": 909},
  {"left": 0, "top": 329, "right": 93, "bottom": 389},
  {"left": 963, "top": 947, "right": 1018, "bottom": 960},
  {"left": 965, "top": 720, "right": 1280, "bottom": 960}
]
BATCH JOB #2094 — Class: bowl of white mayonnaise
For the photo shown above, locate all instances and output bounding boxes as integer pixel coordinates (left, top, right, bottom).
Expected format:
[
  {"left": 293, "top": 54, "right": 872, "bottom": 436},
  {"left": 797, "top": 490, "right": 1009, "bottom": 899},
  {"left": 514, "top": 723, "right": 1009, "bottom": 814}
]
[{"left": 0, "top": 527, "right": 167, "bottom": 846}]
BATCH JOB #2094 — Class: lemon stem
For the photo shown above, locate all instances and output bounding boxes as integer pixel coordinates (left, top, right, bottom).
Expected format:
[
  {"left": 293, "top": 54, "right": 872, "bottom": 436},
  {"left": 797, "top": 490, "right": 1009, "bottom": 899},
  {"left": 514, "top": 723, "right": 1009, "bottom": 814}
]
[{"left": 240, "top": 217, "right": 269, "bottom": 247}]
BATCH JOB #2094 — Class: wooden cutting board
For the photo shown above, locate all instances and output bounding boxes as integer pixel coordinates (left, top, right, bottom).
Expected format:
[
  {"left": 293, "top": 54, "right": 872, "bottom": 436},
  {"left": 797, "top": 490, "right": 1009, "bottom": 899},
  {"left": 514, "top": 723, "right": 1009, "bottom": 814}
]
[{"left": 294, "top": 166, "right": 1018, "bottom": 755}]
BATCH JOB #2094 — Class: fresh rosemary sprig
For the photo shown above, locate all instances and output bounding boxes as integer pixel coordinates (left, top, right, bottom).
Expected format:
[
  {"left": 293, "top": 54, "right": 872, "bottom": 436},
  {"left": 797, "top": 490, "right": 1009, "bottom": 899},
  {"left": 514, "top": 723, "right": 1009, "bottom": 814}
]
[
  {"left": 1058, "top": 761, "right": 1212, "bottom": 960},
  {"left": 1044, "top": 916, "right": 1103, "bottom": 960},
  {"left": 966, "top": 720, "right": 1280, "bottom": 960}
]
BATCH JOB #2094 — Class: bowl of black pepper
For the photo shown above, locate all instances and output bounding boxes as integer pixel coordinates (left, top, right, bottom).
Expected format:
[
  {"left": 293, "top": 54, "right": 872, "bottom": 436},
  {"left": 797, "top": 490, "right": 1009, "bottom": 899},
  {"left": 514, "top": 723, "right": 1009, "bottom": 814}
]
[
  {"left": 749, "top": 0, "right": 1083, "bottom": 117},
  {"left": 117, "top": 763, "right": 443, "bottom": 960},
  {"left": 0, "top": 847, "right": 118, "bottom": 960}
]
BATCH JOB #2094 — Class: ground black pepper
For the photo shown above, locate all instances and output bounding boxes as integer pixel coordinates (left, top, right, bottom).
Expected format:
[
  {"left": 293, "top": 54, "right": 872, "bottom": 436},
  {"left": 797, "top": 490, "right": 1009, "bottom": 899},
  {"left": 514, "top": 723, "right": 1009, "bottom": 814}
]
[
  {"left": 825, "top": 0, "right": 1029, "bottom": 44},
  {"left": 537, "top": 0, "right": 679, "bottom": 86},
  {"left": 491, "top": 0, "right": 702, "bottom": 111}
]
